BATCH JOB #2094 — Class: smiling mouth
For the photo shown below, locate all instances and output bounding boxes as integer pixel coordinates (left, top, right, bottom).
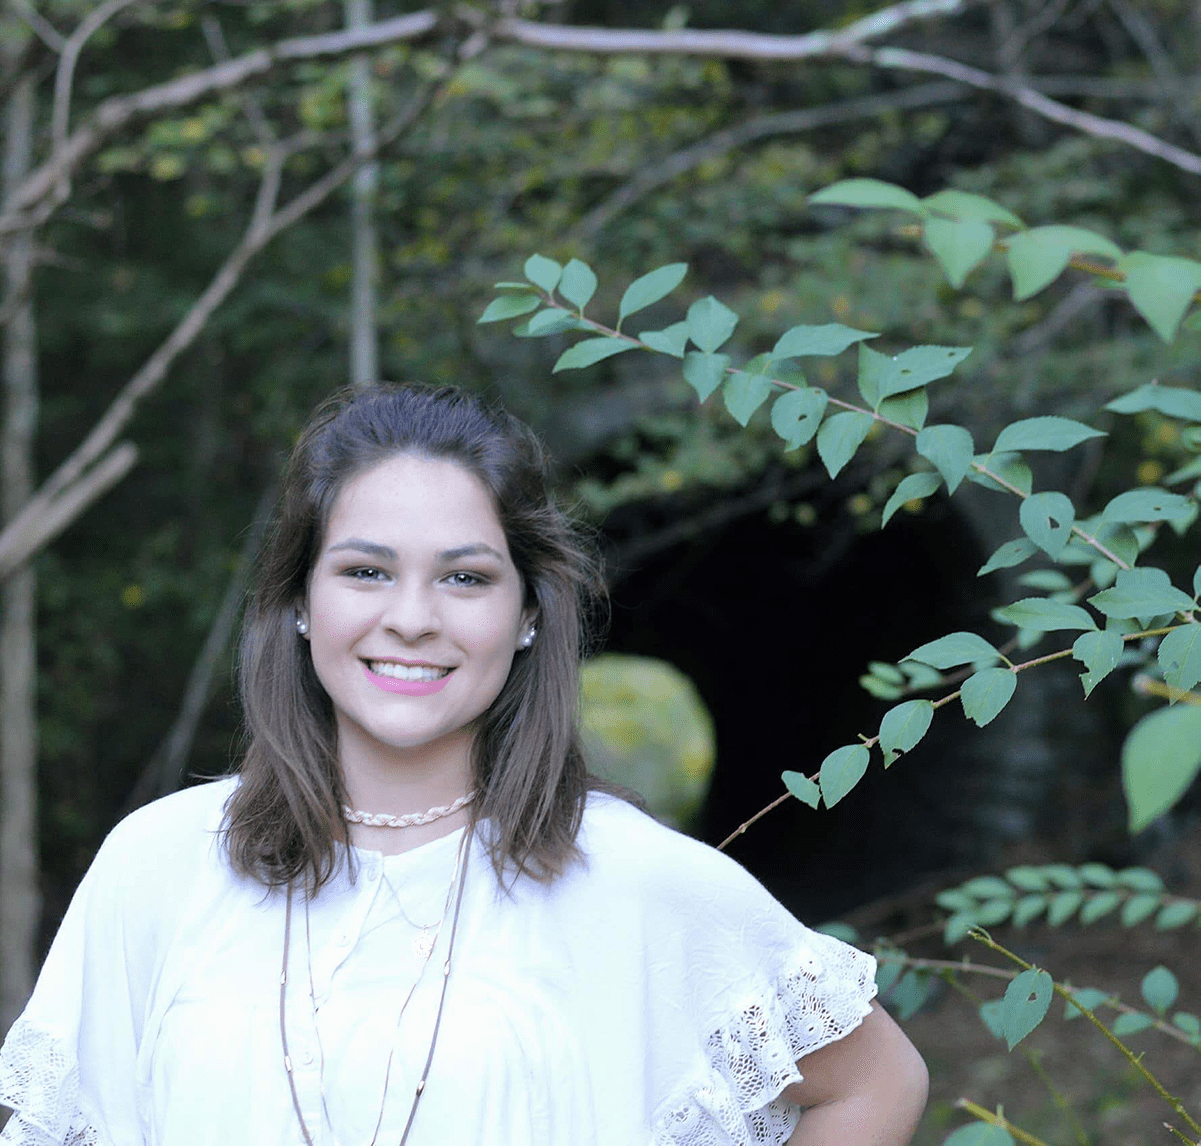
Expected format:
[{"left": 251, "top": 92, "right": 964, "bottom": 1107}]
[{"left": 365, "top": 660, "right": 452, "bottom": 683}]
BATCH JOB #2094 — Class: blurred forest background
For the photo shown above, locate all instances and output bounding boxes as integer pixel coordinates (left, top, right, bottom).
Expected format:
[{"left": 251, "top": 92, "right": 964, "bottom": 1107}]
[{"left": 1, "top": 1, "right": 1200, "bottom": 1140}]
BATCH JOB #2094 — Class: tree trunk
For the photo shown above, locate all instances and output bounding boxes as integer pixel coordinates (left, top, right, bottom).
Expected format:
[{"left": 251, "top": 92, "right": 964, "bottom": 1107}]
[
  {"left": 0, "top": 71, "right": 40, "bottom": 1036},
  {"left": 345, "top": 0, "right": 379, "bottom": 388}
]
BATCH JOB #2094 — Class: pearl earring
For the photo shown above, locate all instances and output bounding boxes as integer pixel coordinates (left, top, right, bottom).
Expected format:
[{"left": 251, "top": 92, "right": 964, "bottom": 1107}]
[
  {"left": 521, "top": 626, "right": 536, "bottom": 648},
  {"left": 295, "top": 616, "right": 309, "bottom": 635}
]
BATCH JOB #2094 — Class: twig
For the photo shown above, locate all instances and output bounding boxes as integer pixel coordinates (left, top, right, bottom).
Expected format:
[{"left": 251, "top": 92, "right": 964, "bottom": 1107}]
[
  {"left": 200, "top": 13, "right": 277, "bottom": 146},
  {"left": 8, "top": 0, "right": 66, "bottom": 53},
  {"left": 956, "top": 1097, "right": 1052, "bottom": 1146}
]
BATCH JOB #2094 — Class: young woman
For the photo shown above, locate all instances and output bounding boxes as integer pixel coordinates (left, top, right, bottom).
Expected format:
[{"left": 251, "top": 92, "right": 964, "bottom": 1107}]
[{"left": 0, "top": 384, "right": 928, "bottom": 1145}]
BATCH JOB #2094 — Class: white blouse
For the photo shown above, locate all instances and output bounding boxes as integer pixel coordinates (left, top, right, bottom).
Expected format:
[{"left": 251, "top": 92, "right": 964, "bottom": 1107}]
[{"left": 0, "top": 778, "right": 877, "bottom": 1146}]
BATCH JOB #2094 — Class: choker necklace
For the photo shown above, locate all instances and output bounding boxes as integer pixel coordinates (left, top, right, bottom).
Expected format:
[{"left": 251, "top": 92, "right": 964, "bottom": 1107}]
[
  {"left": 343, "top": 790, "right": 476, "bottom": 828},
  {"left": 279, "top": 822, "right": 473, "bottom": 1146}
]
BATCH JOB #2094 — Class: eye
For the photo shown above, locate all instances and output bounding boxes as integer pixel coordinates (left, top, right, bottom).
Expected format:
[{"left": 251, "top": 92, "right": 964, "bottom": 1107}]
[
  {"left": 445, "top": 571, "right": 487, "bottom": 588},
  {"left": 344, "top": 566, "right": 386, "bottom": 582}
]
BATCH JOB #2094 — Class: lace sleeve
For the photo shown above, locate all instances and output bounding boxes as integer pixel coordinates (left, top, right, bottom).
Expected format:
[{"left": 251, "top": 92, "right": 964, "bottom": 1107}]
[{"left": 0, "top": 1023, "right": 104, "bottom": 1146}]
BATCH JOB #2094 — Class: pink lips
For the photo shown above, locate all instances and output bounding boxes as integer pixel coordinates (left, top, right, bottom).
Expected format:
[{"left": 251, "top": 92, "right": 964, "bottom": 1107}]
[{"left": 362, "top": 662, "right": 453, "bottom": 696}]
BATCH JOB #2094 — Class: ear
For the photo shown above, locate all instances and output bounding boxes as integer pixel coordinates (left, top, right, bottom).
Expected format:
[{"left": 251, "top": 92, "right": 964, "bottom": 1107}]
[
  {"left": 516, "top": 610, "right": 538, "bottom": 650},
  {"left": 296, "top": 603, "right": 311, "bottom": 641}
]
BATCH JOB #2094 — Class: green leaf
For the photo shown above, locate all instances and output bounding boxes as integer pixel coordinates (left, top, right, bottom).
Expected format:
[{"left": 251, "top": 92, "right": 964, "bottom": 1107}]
[
  {"left": 815, "top": 921, "right": 857, "bottom": 942},
  {"left": 890, "top": 969, "right": 934, "bottom": 1020},
  {"left": 722, "top": 373, "right": 773, "bottom": 426},
  {"left": 617, "top": 263, "right": 688, "bottom": 325},
  {"left": 478, "top": 293, "right": 541, "bottom": 323},
  {"left": 1142, "top": 966, "right": 1179, "bottom": 1014},
  {"left": 523, "top": 253, "right": 562, "bottom": 294},
  {"left": 1006, "top": 225, "right": 1123, "bottom": 300},
  {"left": 1101, "top": 488, "right": 1196, "bottom": 526},
  {"left": 1105, "top": 382, "right": 1201, "bottom": 423},
  {"left": 558, "top": 258, "right": 598, "bottom": 312},
  {"left": 996, "top": 597, "right": 1097, "bottom": 632},
  {"left": 868, "top": 662, "right": 905, "bottom": 685},
  {"left": 978, "top": 538, "right": 1038, "bottom": 577},
  {"left": 878, "top": 699, "right": 934, "bottom": 766},
  {"left": 1006, "top": 866, "right": 1050, "bottom": 892},
  {"left": 977, "top": 998, "right": 1005, "bottom": 1040},
  {"left": 1064, "top": 987, "right": 1112, "bottom": 1020},
  {"left": 770, "top": 388, "right": 828, "bottom": 450},
  {"left": 1121, "top": 893, "right": 1161, "bottom": 926},
  {"left": 879, "top": 345, "right": 974, "bottom": 400},
  {"left": 936, "top": 888, "right": 976, "bottom": 911},
  {"left": 552, "top": 338, "right": 637, "bottom": 373},
  {"left": 1173, "top": 1012, "right": 1201, "bottom": 1037},
  {"left": 942, "top": 1124, "right": 1015, "bottom": 1146},
  {"left": 1079, "top": 863, "right": 1117, "bottom": 887},
  {"left": 1002, "top": 967, "right": 1053, "bottom": 1049},
  {"left": 1012, "top": 895, "right": 1047, "bottom": 927},
  {"left": 1089, "top": 568, "right": 1195, "bottom": 620},
  {"left": 1158, "top": 624, "right": 1201, "bottom": 693},
  {"left": 1122, "top": 704, "right": 1201, "bottom": 832},
  {"left": 916, "top": 425, "right": 975, "bottom": 494},
  {"left": 922, "top": 189, "right": 1023, "bottom": 228},
  {"left": 1118, "top": 250, "right": 1201, "bottom": 342},
  {"left": 686, "top": 296, "right": 739, "bottom": 353},
  {"left": 1018, "top": 570, "right": 1072, "bottom": 592},
  {"left": 908, "top": 632, "right": 1001, "bottom": 670},
  {"left": 819, "top": 744, "right": 871, "bottom": 807},
  {"left": 1112, "top": 1012, "right": 1154, "bottom": 1037},
  {"left": 924, "top": 217, "right": 994, "bottom": 288},
  {"left": 816, "top": 411, "right": 874, "bottom": 479},
  {"left": 1072, "top": 630, "right": 1124, "bottom": 697},
  {"left": 772, "top": 323, "right": 877, "bottom": 359},
  {"left": 1079, "top": 890, "right": 1122, "bottom": 924},
  {"left": 960, "top": 668, "right": 1018, "bottom": 728},
  {"left": 974, "top": 899, "right": 1014, "bottom": 926},
  {"left": 969, "top": 452, "right": 1033, "bottom": 496},
  {"left": 993, "top": 417, "right": 1106, "bottom": 453},
  {"left": 639, "top": 321, "right": 689, "bottom": 357},
  {"left": 1047, "top": 890, "right": 1084, "bottom": 925},
  {"left": 782, "top": 770, "right": 820, "bottom": 809},
  {"left": 681, "top": 352, "right": 731, "bottom": 402},
  {"left": 522, "top": 308, "right": 576, "bottom": 337},
  {"left": 1042, "top": 864, "right": 1083, "bottom": 888},
  {"left": 1116, "top": 867, "right": 1165, "bottom": 892},
  {"left": 961, "top": 875, "right": 1014, "bottom": 899},
  {"left": 1155, "top": 901, "right": 1197, "bottom": 929},
  {"left": 1019, "top": 491, "right": 1075, "bottom": 557},
  {"left": 856, "top": 344, "right": 889, "bottom": 407},
  {"left": 809, "top": 178, "right": 923, "bottom": 213},
  {"left": 882, "top": 472, "right": 942, "bottom": 526},
  {"left": 876, "top": 389, "right": 928, "bottom": 430},
  {"left": 874, "top": 953, "right": 905, "bottom": 995}
]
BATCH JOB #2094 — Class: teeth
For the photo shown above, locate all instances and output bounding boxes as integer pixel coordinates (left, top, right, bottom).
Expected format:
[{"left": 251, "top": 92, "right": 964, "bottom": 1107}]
[{"left": 369, "top": 662, "right": 450, "bottom": 682}]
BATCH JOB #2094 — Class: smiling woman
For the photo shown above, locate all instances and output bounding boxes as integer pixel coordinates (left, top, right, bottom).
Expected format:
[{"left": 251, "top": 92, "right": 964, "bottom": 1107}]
[{"left": 0, "top": 384, "right": 926, "bottom": 1146}]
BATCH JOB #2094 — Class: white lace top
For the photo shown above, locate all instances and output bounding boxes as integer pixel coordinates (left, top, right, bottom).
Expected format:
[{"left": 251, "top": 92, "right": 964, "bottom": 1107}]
[{"left": 0, "top": 778, "right": 877, "bottom": 1146}]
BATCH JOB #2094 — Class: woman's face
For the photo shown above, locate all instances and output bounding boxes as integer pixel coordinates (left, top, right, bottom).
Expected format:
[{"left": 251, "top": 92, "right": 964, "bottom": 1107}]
[{"left": 300, "top": 452, "right": 533, "bottom": 768}]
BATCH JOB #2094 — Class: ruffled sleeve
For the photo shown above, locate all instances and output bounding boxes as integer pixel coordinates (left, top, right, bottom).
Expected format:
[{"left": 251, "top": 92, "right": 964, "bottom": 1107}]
[
  {"left": 0, "top": 780, "right": 234, "bottom": 1146},
  {"left": 576, "top": 797, "right": 878, "bottom": 1146}
]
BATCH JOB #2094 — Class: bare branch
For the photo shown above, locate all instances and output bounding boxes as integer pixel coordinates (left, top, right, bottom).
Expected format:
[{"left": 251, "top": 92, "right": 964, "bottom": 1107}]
[
  {"left": 0, "top": 70, "right": 452, "bottom": 579},
  {"left": 573, "top": 81, "right": 965, "bottom": 239},
  {"left": 7, "top": 0, "right": 66, "bottom": 53},
  {"left": 487, "top": 0, "right": 973, "bottom": 57},
  {"left": 201, "top": 12, "right": 277, "bottom": 146},
  {"left": 842, "top": 44, "right": 1201, "bottom": 175}
]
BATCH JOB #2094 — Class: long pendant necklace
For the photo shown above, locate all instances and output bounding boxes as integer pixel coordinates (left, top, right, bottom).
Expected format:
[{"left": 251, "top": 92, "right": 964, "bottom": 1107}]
[{"left": 279, "top": 823, "right": 473, "bottom": 1146}]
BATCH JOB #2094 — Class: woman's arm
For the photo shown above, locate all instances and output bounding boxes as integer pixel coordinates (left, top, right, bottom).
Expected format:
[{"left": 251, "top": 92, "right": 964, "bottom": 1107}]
[{"left": 779, "top": 1000, "right": 929, "bottom": 1146}]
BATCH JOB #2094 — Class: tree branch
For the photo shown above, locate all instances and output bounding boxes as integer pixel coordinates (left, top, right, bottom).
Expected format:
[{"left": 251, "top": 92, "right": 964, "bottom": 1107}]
[{"left": 7, "top": 0, "right": 66, "bottom": 54}]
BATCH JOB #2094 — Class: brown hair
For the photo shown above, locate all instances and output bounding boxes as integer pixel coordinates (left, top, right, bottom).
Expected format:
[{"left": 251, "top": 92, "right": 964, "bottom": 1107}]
[{"left": 221, "top": 383, "right": 621, "bottom": 892}]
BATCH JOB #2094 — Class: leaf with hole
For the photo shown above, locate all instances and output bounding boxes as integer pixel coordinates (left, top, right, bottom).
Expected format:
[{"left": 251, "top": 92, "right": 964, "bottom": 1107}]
[
  {"left": 552, "top": 338, "right": 636, "bottom": 373},
  {"left": 924, "top": 217, "right": 994, "bottom": 288},
  {"left": 618, "top": 262, "right": 687, "bottom": 325},
  {"left": 558, "top": 258, "right": 598, "bottom": 312},
  {"left": 816, "top": 411, "right": 874, "bottom": 479},
  {"left": 879, "top": 345, "right": 974, "bottom": 400},
  {"left": 1072, "top": 629, "right": 1124, "bottom": 698},
  {"left": 819, "top": 744, "right": 871, "bottom": 807},
  {"left": 722, "top": 373, "right": 773, "bottom": 426},
  {"left": 1001, "top": 968, "right": 1053, "bottom": 1049},
  {"left": 882, "top": 471, "right": 941, "bottom": 527},
  {"left": 682, "top": 352, "right": 730, "bottom": 402},
  {"left": 1118, "top": 250, "right": 1201, "bottom": 342},
  {"left": 809, "top": 178, "right": 923, "bottom": 213},
  {"left": 916, "top": 425, "right": 975, "bottom": 494},
  {"left": 639, "top": 321, "right": 689, "bottom": 357},
  {"left": 1122, "top": 704, "right": 1201, "bottom": 832},
  {"left": 996, "top": 598, "right": 1097, "bottom": 633},
  {"left": 770, "top": 387, "right": 828, "bottom": 450},
  {"left": 772, "top": 322, "right": 877, "bottom": 359},
  {"left": 1020, "top": 491, "right": 1075, "bottom": 557},
  {"left": 1089, "top": 568, "right": 1195, "bottom": 620},
  {"left": 1158, "top": 624, "right": 1201, "bottom": 694},
  {"left": 479, "top": 293, "right": 541, "bottom": 323},
  {"left": 978, "top": 538, "right": 1038, "bottom": 577},
  {"left": 686, "top": 296, "right": 739, "bottom": 354},
  {"left": 907, "top": 632, "right": 1001, "bottom": 670},
  {"left": 1101, "top": 488, "right": 1195, "bottom": 526},
  {"left": 1106, "top": 382, "right": 1201, "bottom": 423},
  {"left": 878, "top": 700, "right": 934, "bottom": 766},
  {"left": 993, "top": 417, "right": 1105, "bottom": 454},
  {"left": 523, "top": 253, "right": 562, "bottom": 294},
  {"left": 782, "top": 770, "right": 820, "bottom": 809},
  {"left": 960, "top": 669, "right": 1017, "bottom": 728},
  {"left": 1005, "top": 225, "right": 1123, "bottom": 300}
]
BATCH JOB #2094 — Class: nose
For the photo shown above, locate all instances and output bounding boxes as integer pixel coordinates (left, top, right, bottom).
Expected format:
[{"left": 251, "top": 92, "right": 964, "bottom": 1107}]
[{"left": 379, "top": 580, "right": 441, "bottom": 643}]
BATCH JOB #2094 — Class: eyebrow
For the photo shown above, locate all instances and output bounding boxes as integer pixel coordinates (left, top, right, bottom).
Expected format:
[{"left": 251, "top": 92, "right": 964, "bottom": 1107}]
[{"left": 326, "top": 539, "right": 505, "bottom": 563}]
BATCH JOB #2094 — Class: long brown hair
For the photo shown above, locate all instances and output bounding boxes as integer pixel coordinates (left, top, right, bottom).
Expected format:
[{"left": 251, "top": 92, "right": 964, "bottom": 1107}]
[{"left": 221, "top": 383, "right": 620, "bottom": 892}]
